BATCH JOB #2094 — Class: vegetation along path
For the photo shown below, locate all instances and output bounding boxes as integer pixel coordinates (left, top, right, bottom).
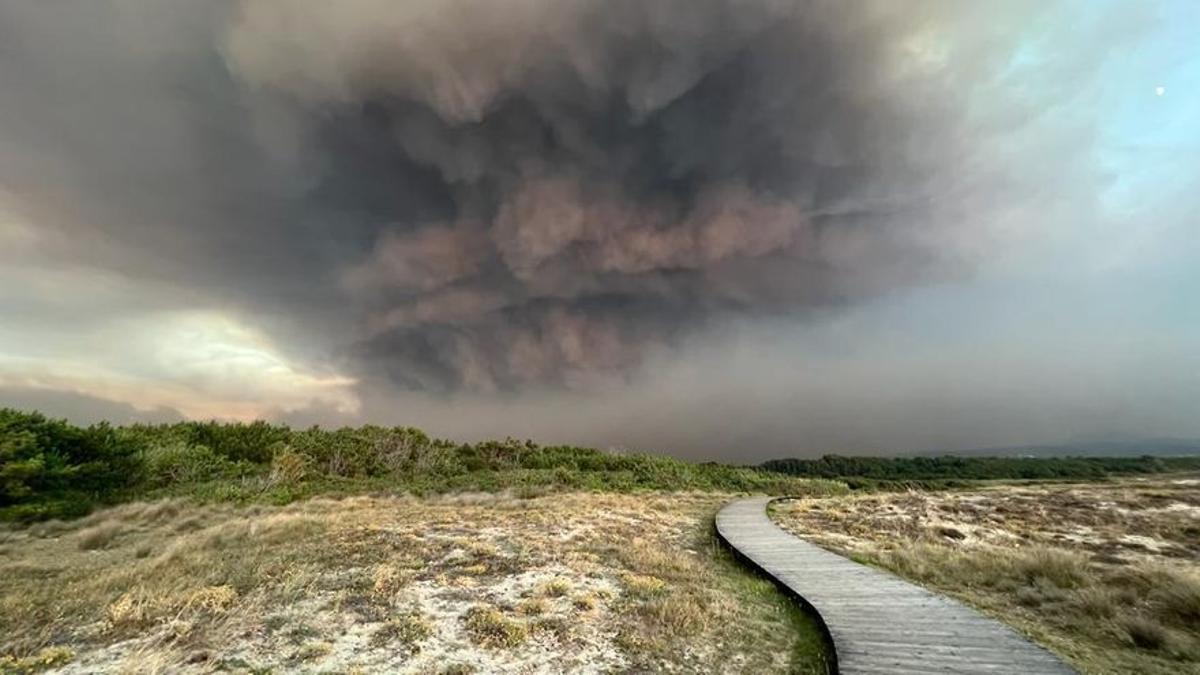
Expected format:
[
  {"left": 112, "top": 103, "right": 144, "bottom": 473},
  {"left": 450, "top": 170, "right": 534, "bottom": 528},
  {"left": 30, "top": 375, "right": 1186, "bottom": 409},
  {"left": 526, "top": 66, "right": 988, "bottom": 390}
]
[{"left": 716, "top": 497, "right": 1078, "bottom": 674}]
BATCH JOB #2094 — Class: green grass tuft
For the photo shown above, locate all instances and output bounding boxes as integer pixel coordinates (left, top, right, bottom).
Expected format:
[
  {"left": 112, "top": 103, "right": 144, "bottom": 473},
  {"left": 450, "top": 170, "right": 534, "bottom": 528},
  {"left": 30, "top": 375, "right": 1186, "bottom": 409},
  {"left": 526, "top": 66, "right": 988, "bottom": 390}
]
[{"left": 463, "top": 606, "right": 527, "bottom": 649}]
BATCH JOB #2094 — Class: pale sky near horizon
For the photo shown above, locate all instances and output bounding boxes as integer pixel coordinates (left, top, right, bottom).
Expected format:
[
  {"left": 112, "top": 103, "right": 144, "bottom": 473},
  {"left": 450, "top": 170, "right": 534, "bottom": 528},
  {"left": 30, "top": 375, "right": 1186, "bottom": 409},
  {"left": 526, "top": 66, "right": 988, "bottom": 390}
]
[{"left": 1, "top": 0, "right": 1197, "bottom": 460}]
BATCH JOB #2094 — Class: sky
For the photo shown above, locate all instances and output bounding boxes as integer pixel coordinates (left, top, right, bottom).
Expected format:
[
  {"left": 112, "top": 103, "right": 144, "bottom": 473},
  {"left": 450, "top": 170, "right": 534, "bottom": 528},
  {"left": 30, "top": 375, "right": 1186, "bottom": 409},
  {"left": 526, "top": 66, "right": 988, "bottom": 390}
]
[{"left": 0, "top": 0, "right": 1197, "bottom": 461}]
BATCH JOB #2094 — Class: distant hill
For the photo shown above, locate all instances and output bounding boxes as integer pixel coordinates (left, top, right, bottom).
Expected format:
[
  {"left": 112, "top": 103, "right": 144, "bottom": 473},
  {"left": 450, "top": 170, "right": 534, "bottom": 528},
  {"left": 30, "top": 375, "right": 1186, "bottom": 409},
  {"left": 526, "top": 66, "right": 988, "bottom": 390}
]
[{"left": 926, "top": 438, "right": 1200, "bottom": 459}]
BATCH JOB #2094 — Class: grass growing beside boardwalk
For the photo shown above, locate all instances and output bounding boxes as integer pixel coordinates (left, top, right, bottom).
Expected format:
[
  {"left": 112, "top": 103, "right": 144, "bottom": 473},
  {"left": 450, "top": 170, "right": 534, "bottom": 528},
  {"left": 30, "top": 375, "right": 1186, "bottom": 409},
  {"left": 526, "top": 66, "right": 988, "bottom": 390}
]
[
  {"left": 0, "top": 492, "right": 834, "bottom": 673},
  {"left": 770, "top": 478, "right": 1200, "bottom": 675},
  {"left": 706, "top": 525, "right": 834, "bottom": 674},
  {"left": 873, "top": 543, "right": 1200, "bottom": 674}
]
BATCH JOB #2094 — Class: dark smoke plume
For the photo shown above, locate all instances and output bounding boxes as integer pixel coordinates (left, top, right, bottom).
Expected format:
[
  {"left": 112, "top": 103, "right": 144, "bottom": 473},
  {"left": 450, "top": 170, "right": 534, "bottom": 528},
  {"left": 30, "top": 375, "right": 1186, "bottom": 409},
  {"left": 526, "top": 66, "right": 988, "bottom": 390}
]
[{"left": 0, "top": 0, "right": 1053, "bottom": 394}]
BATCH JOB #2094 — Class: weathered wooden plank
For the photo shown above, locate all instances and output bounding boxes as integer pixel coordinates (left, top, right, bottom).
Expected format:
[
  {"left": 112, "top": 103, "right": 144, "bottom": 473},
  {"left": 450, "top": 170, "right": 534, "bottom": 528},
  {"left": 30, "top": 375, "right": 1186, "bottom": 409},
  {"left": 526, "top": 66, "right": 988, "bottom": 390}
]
[{"left": 716, "top": 497, "right": 1077, "bottom": 675}]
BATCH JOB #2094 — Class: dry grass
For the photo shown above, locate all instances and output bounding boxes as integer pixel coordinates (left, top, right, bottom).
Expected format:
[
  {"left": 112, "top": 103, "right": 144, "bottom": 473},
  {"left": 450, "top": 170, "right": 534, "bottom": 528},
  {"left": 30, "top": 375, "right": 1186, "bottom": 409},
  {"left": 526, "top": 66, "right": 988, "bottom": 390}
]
[
  {"left": 771, "top": 476, "right": 1200, "bottom": 675},
  {"left": 571, "top": 593, "right": 598, "bottom": 611},
  {"left": 535, "top": 577, "right": 573, "bottom": 598},
  {"left": 371, "top": 613, "right": 433, "bottom": 651},
  {"left": 371, "top": 564, "right": 413, "bottom": 598},
  {"left": 619, "top": 572, "right": 667, "bottom": 596},
  {"left": 0, "top": 647, "right": 73, "bottom": 674},
  {"left": 463, "top": 606, "right": 528, "bottom": 649},
  {"left": 0, "top": 491, "right": 827, "bottom": 673},
  {"left": 515, "top": 597, "right": 549, "bottom": 616},
  {"left": 269, "top": 449, "right": 311, "bottom": 485},
  {"left": 1158, "top": 569, "right": 1200, "bottom": 624},
  {"left": 75, "top": 522, "right": 122, "bottom": 551}
]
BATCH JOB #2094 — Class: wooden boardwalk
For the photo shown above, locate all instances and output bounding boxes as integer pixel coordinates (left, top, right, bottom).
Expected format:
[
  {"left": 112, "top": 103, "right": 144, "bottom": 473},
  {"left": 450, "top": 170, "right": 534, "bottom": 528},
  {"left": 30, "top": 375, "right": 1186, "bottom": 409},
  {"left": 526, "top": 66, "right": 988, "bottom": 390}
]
[{"left": 716, "top": 497, "right": 1077, "bottom": 674}]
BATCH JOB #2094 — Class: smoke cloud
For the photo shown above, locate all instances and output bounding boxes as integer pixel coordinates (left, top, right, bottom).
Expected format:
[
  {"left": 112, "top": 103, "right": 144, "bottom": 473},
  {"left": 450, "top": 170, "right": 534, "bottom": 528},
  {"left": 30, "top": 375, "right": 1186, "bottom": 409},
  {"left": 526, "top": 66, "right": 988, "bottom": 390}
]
[
  {"left": 0, "top": 1, "right": 1163, "bottom": 420},
  {"left": 219, "top": 0, "right": 1020, "bottom": 392}
]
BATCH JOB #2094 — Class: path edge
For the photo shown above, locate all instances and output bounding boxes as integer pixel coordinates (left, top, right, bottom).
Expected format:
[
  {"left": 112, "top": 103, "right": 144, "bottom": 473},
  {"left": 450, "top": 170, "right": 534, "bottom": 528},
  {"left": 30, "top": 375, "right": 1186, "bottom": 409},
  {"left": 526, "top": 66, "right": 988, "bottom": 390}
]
[{"left": 715, "top": 495, "right": 840, "bottom": 674}]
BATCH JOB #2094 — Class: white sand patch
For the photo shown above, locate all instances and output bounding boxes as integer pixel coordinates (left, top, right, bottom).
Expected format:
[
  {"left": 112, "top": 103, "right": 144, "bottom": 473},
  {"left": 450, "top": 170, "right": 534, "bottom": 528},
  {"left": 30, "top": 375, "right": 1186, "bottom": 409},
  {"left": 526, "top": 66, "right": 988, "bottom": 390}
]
[
  {"left": 398, "top": 565, "right": 626, "bottom": 674},
  {"left": 1161, "top": 502, "right": 1200, "bottom": 516},
  {"left": 52, "top": 565, "right": 630, "bottom": 674},
  {"left": 1135, "top": 502, "right": 1200, "bottom": 518},
  {"left": 1111, "top": 502, "right": 1200, "bottom": 518},
  {"left": 52, "top": 637, "right": 138, "bottom": 675},
  {"left": 16, "top": 493, "right": 803, "bottom": 674},
  {"left": 1118, "top": 534, "right": 1171, "bottom": 553},
  {"left": 1050, "top": 526, "right": 1106, "bottom": 546}
]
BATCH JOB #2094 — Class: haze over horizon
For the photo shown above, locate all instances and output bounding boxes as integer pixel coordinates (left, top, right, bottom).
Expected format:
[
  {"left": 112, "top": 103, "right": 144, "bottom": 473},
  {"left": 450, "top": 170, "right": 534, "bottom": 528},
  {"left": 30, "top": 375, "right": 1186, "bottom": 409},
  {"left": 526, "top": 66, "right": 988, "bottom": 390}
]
[{"left": 2, "top": 1, "right": 1197, "bottom": 461}]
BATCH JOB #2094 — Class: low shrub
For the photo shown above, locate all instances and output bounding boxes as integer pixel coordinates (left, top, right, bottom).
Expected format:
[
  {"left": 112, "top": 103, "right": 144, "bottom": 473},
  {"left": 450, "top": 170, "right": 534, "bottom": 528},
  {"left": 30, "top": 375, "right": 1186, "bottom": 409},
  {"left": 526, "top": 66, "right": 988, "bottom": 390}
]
[
  {"left": 142, "top": 443, "right": 234, "bottom": 487},
  {"left": 1014, "top": 548, "right": 1089, "bottom": 589},
  {"left": 2, "top": 407, "right": 846, "bottom": 521},
  {"left": 463, "top": 606, "right": 526, "bottom": 648},
  {"left": 371, "top": 613, "right": 432, "bottom": 651},
  {"left": 516, "top": 598, "right": 548, "bottom": 616},
  {"left": 1120, "top": 615, "right": 1169, "bottom": 651},
  {"left": 76, "top": 521, "right": 122, "bottom": 550},
  {"left": 620, "top": 572, "right": 667, "bottom": 596},
  {"left": 0, "top": 646, "right": 74, "bottom": 673},
  {"left": 1152, "top": 568, "right": 1200, "bottom": 625},
  {"left": 1, "top": 409, "right": 143, "bottom": 519},
  {"left": 268, "top": 448, "right": 312, "bottom": 485},
  {"left": 536, "top": 577, "right": 573, "bottom": 598}
]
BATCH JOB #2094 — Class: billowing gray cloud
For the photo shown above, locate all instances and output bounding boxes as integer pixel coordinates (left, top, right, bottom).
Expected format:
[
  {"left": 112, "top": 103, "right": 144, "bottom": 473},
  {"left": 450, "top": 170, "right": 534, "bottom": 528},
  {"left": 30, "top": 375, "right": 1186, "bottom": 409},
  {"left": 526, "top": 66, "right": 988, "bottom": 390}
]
[
  {"left": 4, "top": 0, "right": 1191, "bottom": 456},
  {"left": 0, "top": 0, "right": 1086, "bottom": 392}
]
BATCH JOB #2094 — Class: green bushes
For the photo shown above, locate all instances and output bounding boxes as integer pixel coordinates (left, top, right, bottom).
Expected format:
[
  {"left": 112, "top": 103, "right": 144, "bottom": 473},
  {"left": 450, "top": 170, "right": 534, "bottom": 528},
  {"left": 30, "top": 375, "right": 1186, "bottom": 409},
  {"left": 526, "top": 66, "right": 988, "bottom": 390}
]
[
  {"left": 761, "top": 453, "right": 1200, "bottom": 484},
  {"left": 122, "top": 420, "right": 289, "bottom": 464},
  {"left": 0, "top": 409, "right": 143, "bottom": 519},
  {"left": 142, "top": 443, "right": 241, "bottom": 487},
  {"left": 269, "top": 448, "right": 312, "bottom": 485},
  {"left": 6, "top": 406, "right": 1197, "bottom": 523},
  {"left": 285, "top": 425, "right": 451, "bottom": 477},
  {"left": 0, "top": 408, "right": 845, "bottom": 521}
]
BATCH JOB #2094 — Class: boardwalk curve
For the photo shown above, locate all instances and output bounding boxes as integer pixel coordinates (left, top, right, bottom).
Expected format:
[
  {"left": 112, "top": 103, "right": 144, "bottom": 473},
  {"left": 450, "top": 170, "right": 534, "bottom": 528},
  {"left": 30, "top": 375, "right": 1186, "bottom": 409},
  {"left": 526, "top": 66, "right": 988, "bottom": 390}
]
[{"left": 716, "top": 497, "right": 1077, "bottom": 674}]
